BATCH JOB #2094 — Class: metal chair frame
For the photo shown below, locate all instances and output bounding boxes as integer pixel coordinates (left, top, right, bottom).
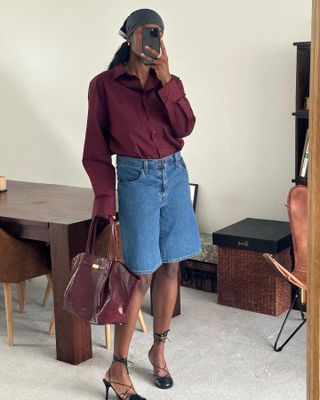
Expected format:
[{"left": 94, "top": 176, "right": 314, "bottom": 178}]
[{"left": 273, "top": 285, "right": 307, "bottom": 352}]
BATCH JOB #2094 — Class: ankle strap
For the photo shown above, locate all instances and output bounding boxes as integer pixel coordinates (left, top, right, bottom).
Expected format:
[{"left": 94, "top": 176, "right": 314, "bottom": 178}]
[
  {"left": 112, "top": 354, "right": 134, "bottom": 369},
  {"left": 113, "top": 354, "right": 128, "bottom": 364},
  {"left": 153, "top": 329, "right": 171, "bottom": 343}
]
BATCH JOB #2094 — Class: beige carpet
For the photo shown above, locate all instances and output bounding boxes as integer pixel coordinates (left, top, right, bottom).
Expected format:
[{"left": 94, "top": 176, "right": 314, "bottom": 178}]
[{"left": 0, "top": 275, "right": 306, "bottom": 400}]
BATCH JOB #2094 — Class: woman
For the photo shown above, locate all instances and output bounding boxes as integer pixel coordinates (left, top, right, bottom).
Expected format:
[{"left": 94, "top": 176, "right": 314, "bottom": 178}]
[{"left": 82, "top": 8, "right": 201, "bottom": 400}]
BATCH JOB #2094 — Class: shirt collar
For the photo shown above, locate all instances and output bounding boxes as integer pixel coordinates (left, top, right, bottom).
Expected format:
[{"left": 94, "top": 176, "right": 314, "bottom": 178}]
[
  {"left": 111, "top": 63, "right": 160, "bottom": 91},
  {"left": 111, "top": 63, "right": 127, "bottom": 79}
]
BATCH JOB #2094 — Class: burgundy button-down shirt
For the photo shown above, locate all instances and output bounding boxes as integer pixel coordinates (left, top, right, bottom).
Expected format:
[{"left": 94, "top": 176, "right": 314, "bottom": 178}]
[{"left": 82, "top": 63, "right": 196, "bottom": 218}]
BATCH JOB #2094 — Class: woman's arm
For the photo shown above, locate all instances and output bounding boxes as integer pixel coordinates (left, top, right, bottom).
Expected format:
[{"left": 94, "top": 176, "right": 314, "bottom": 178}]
[
  {"left": 141, "top": 38, "right": 196, "bottom": 138},
  {"left": 82, "top": 76, "right": 116, "bottom": 218},
  {"left": 157, "top": 75, "right": 196, "bottom": 138}
]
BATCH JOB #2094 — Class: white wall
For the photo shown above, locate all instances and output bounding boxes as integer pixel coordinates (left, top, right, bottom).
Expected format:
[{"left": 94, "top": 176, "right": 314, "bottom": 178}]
[{"left": 0, "top": 1, "right": 312, "bottom": 232}]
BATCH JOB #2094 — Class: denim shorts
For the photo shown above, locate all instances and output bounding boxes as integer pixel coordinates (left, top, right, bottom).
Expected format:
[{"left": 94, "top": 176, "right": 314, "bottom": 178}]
[{"left": 116, "top": 150, "right": 202, "bottom": 275}]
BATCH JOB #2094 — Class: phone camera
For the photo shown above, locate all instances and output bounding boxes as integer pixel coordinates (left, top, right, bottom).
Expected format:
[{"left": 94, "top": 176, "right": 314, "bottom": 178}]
[{"left": 150, "top": 28, "right": 160, "bottom": 37}]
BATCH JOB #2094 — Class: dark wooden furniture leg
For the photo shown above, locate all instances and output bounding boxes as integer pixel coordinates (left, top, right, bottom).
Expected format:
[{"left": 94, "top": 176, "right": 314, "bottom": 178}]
[
  {"left": 49, "top": 220, "right": 92, "bottom": 364},
  {"left": 150, "top": 263, "right": 181, "bottom": 317}
]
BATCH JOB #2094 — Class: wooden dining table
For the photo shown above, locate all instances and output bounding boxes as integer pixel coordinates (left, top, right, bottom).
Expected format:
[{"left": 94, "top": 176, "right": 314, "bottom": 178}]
[
  {"left": 0, "top": 179, "right": 95, "bottom": 365},
  {"left": 0, "top": 179, "right": 181, "bottom": 365}
]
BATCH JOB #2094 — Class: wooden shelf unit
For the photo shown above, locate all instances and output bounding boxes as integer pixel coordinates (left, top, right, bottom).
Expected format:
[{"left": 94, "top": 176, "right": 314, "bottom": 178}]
[{"left": 292, "top": 41, "right": 310, "bottom": 186}]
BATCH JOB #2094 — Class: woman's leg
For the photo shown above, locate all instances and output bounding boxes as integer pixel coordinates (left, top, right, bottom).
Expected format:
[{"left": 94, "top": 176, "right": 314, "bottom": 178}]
[
  {"left": 105, "top": 274, "right": 152, "bottom": 396},
  {"left": 149, "top": 261, "right": 180, "bottom": 377}
]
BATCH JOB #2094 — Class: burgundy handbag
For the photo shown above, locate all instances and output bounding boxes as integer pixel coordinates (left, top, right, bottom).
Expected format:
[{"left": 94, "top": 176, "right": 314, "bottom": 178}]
[{"left": 63, "top": 215, "right": 140, "bottom": 325}]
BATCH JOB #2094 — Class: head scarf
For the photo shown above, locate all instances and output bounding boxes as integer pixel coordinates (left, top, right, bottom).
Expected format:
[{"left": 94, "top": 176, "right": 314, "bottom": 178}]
[{"left": 119, "top": 8, "right": 164, "bottom": 39}]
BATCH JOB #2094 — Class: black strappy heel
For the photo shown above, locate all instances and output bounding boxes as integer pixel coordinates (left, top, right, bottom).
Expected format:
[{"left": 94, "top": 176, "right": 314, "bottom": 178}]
[
  {"left": 102, "top": 354, "right": 147, "bottom": 400},
  {"left": 148, "top": 329, "right": 173, "bottom": 389}
]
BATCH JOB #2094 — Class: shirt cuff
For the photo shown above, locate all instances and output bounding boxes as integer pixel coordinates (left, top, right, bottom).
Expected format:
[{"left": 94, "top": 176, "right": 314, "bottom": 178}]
[
  {"left": 92, "top": 195, "right": 116, "bottom": 218},
  {"left": 157, "top": 77, "right": 185, "bottom": 105}
]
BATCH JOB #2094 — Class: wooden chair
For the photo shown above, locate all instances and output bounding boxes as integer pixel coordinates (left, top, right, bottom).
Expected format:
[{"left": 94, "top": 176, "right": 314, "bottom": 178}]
[
  {"left": 104, "top": 310, "right": 147, "bottom": 350},
  {"left": 45, "top": 219, "right": 148, "bottom": 346},
  {"left": 48, "top": 307, "right": 147, "bottom": 349},
  {"left": 0, "top": 227, "right": 51, "bottom": 345},
  {"left": 42, "top": 273, "right": 53, "bottom": 307},
  {"left": 262, "top": 185, "right": 307, "bottom": 351},
  {"left": 40, "top": 274, "right": 55, "bottom": 335}
]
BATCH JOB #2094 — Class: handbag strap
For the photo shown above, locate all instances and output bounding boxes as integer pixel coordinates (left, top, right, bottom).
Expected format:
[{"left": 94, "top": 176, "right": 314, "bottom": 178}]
[
  {"left": 108, "top": 216, "right": 118, "bottom": 262},
  {"left": 85, "top": 215, "right": 100, "bottom": 254},
  {"left": 86, "top": 215, "right": 118, "bottom": 262}
]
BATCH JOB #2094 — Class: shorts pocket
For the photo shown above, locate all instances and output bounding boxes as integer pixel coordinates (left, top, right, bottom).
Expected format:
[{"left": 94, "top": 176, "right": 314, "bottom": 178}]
[
  {"left": 116, "top": 164, "right": 145, "bottom": 184},
  {"left": 178, "top": 157, "right": 188, "bottom": 171}
]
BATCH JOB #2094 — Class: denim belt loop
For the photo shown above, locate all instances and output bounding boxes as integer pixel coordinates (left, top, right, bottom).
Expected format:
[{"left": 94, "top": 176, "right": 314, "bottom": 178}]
[
  {"left": 173, "top": 152, "right": 180, "bottom": 167},
  {"left": 143, "top": 160, "right": 148, "bottom": 173}
]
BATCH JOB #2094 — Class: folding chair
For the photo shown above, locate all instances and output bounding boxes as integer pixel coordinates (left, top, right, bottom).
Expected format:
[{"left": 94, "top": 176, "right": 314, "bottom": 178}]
[{"left": 262, "top": 185, "right": 307, "bottom": 351}]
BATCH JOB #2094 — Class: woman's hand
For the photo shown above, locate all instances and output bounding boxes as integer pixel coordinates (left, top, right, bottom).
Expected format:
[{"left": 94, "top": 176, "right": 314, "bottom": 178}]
[{"left": 141, "top": 37, "right": 172, "bottom": 87}]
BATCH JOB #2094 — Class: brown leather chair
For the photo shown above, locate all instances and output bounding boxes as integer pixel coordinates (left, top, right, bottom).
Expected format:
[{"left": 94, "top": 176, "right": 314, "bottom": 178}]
[
  {"left": 0, "top": 227, "right": 51, "bottom": 345},
  {"left": 262, "top": 185, "right": 307, "bottom": 351}
]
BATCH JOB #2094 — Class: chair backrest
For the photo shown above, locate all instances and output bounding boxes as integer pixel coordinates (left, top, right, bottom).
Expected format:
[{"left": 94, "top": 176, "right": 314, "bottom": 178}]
[{"left": 287, "top": 185, "right": 308, "bottom": 275}]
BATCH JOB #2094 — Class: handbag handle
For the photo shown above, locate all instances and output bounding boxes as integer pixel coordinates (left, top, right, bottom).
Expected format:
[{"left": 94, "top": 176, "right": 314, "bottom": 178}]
[
  {"left": 85, "top": 215, "right": 118, "bottom": 262},
  {"left": 107, "top": 216, "right": 118, "bottom": 262},
  {"left": 85, "top": 215, "right": 100, "bottom": 254}
]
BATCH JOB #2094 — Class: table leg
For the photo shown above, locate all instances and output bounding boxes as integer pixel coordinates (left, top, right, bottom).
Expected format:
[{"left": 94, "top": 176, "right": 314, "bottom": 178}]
[
  {"left": 49, "top": 220, "right": 92, "bottom": 365},
  {"left": 150, "top": 263, "right": 181, "bottom": 317}
]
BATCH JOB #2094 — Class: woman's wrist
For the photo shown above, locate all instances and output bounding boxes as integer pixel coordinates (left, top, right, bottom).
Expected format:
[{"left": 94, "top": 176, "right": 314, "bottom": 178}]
[{"left": 160, "top": 74, "right": 172, "bottom": 87}]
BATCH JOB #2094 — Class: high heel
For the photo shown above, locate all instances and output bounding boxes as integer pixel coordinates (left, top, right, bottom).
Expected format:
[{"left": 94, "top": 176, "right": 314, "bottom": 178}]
[
  {"left": 102, "top": 354, "right": 147, "bottom": 400},
  {"left": 148, "top": 329, "right": 173, "bottom": 389},
  {"left": 103, "top": 379, "right": 111, "bottom": 399}
]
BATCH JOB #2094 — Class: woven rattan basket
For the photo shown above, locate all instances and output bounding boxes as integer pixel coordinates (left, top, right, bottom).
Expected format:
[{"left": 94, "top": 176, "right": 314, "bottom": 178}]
[{"left": 217, "top": 247, "right": 292, "bottom": 316}]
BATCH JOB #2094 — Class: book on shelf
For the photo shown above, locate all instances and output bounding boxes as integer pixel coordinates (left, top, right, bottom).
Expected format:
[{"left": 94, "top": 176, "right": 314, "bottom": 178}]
[{"left": 299, "top": 129, "right": 309, "bottom": 178}]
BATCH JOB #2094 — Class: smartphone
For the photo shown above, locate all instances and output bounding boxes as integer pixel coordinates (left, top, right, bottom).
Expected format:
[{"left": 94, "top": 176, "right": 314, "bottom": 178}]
[{"left": 141, "top": 27, "right": 161, "bottom": 65}]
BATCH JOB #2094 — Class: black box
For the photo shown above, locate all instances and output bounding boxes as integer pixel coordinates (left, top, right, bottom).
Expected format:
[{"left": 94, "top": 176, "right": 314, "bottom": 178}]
[{"left": 212, "top": 218, "right": 292, "bottom": 252}]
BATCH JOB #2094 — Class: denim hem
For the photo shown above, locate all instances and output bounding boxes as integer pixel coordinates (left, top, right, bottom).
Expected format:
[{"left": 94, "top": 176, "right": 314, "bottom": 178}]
[
  {"left": 127, "top": 260, "right": 164, "bottom": 275},
  {"left": 162, "top": 248, "right": 202, "bottom": 263}
]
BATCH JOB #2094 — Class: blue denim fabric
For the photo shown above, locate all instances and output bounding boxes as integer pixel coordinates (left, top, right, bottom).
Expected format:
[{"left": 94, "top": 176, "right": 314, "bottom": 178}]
[{"left": 116, "top": 150, "right": 202, "bottom": 275}]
